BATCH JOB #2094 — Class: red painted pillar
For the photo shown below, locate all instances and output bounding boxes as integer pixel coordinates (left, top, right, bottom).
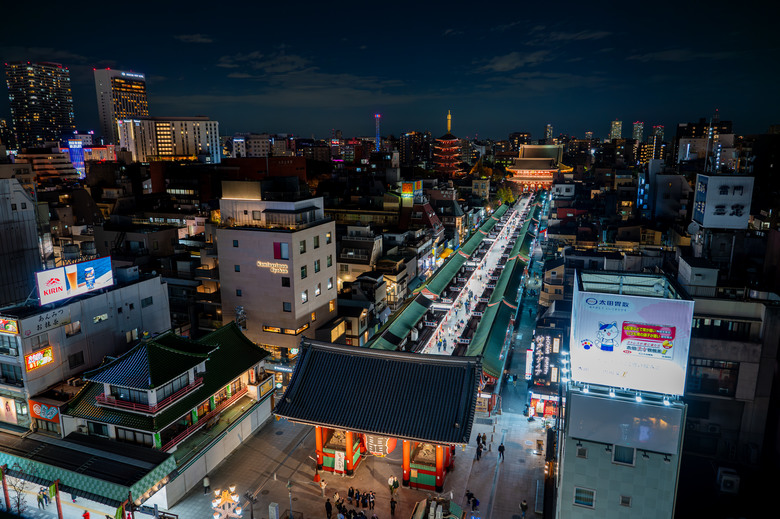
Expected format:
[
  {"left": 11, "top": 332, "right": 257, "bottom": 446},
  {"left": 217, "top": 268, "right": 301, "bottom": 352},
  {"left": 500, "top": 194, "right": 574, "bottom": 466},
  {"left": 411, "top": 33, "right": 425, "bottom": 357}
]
[
  {"left": 315, "top": 426, "right": 324, "bottom": 469},
  {"left": 346, "top": 431, "right": 354, "bottom": 476},
  {"left": 435, "top": 445, "right": 444, "bottom": 492},
  {"left": 1, "top": 465, "right": 9, "bottom": 513},
  {"left": 402, "top": 440, "right": 411, "bottom": 487},
  {"left": 444, "top": 445, "right": 451, "bottom": 471}
]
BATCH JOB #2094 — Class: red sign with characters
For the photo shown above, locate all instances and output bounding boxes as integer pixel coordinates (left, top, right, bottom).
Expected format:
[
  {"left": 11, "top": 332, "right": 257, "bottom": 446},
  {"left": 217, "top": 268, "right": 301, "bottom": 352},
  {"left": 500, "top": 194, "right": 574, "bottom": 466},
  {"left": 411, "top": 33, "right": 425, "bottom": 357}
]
[{"left": 29, "top": 400, "right": 60, "bottom": 423}]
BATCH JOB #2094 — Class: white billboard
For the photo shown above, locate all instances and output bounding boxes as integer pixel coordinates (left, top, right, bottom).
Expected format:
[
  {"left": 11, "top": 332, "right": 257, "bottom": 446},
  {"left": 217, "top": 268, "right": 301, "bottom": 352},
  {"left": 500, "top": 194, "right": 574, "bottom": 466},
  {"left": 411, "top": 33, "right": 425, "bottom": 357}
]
[
  {"left": 570, "top": 283, "right": 694, "bottom": 395},
  {"left": 692, "top": 174, "right": 753, "bottom": 230},
  {"left": 36, "top": 257, "right": 114, "bottom": 306}
]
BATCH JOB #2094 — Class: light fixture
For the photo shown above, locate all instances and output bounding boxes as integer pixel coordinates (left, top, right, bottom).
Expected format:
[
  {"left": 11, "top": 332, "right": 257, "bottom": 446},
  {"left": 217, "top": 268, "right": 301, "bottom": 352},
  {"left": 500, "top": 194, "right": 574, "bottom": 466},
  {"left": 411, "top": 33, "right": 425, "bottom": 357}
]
[
  {"left": 215, "top": 489, "right": 221, "bottom": 498},
  {"left": 642, "top": 451, "right": 649, "bottom": 459},
  {"left": 664, "top": 455, "right": 671, "bottom": 463},
  {"left": 609, "top": 388, "right": 615, "bottom": 398},
  {"left": 605, "top": 445, "right": 612, "bottom": 453},
  {"left": 663, "top": 396, "right": 671, "bottom": 406},
  {"left": 576, "top": 440, "right": 583, "bottom": 447},
  {"left": 582, "top": 385, "right": 589, "bottom": 393},
  {"left": 635, "top": 392, "right": 642, "bottom": 403}
]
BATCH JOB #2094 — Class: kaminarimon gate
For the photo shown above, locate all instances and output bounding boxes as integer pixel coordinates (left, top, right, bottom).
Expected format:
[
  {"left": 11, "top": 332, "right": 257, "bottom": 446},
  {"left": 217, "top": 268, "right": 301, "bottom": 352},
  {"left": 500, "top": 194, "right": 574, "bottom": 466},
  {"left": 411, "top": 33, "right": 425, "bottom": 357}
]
[{"left": 273, "top": 340, "right": 480, "bottom": 492}]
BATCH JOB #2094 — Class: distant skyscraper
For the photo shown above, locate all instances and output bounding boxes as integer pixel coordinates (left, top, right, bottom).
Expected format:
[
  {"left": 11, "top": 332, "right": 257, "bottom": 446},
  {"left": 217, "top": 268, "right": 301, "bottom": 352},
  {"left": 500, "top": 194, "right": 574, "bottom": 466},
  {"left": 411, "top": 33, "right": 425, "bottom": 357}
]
[
  {"left": 509, "top": 132, "right": 531, "bottom": 151},
  {"left": 545, "top": 124, "right": 554, "bottom": 140},
  {"left": 94, "top": 69, "right": 149, "bottom": 144},
  {"left": 633, "top": 121, "right": 644, "bottom": 142},
  {"left": 5, "top": 62, "right": 75, "bottom": 148},
  {"left": 653, "top": 125, "right": 665, "bottom": 141},
  {"left": 117, "top": 116, "right": 221, "bottom": 163},
  {"left": 609, "top": 119, "right": 623, "bottom": 140},
  {"left": 584, "top": 131, "right": 594, "bottom": 141}
]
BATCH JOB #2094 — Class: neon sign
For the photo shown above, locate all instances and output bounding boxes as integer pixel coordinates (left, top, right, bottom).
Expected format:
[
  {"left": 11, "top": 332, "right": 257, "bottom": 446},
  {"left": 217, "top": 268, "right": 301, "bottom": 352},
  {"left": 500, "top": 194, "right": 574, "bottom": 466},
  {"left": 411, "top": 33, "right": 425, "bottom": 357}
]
[
  {"left": 256, "top": 261, "right": 289, "bottom": 274},
  {"left": 25, "top": 347, "right": 53, "bottom": 371}
]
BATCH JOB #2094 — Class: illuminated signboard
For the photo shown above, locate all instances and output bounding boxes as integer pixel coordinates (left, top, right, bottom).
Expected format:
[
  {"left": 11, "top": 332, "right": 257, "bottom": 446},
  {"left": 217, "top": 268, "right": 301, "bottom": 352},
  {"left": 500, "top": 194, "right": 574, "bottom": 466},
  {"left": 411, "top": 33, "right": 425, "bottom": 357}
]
[
  {"left": 256, "top": 261, "right": 289, "bottom": 274},
  {"left": 401, "top": 182, "right": 414, "bottom": 198},
  {"left": 0, "top": 318, "right": 19, "bottom": 335},
  {"left": 29, "top": 400, "right": 60, "bottom": 423},
  {"left": 35, "top": 257, "right": 114, "bottom": 306},
  {"left": 25, "top": 347, "right": 54, "bottom": 371},
  {"left": 570, "top": 282, "right": 694, "bottom": 395},
  {"left": 533, "top": 328, "right": 564, "bottom": 387}
]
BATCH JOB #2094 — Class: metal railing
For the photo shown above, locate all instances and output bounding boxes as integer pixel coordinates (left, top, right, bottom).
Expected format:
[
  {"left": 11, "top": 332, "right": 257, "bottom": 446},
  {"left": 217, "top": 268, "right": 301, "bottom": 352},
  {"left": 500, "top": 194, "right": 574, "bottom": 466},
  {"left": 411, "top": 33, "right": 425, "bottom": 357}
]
[{"left": 95, "top": 377, "right": 204, "bottom": 414}]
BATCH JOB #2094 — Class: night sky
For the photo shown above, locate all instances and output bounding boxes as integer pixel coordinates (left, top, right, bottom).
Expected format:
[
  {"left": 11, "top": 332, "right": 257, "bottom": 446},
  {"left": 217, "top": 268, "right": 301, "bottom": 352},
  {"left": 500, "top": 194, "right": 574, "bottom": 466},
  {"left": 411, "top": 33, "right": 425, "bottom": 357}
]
[{"left": 1, "top": 1, "right": 778, "bottom": 141}]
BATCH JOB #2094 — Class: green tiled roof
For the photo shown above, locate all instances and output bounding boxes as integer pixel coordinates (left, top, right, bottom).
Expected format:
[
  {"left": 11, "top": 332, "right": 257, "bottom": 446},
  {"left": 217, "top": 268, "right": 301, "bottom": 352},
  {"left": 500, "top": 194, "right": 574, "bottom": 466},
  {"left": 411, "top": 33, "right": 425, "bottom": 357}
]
[{"left": 65, "top": 322, "right": 270, "bottom": 433}]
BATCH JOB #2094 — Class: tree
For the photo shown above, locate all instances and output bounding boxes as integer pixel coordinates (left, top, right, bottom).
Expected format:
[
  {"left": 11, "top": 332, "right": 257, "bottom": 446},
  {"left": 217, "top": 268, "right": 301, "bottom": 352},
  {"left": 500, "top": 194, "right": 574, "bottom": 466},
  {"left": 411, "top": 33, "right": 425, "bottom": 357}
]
[
  {"left": 496, "top": 186, "right": 515, "bottom": 204},
  {"left": 8, "top": 463, "right": 32, "bottom": 516}
]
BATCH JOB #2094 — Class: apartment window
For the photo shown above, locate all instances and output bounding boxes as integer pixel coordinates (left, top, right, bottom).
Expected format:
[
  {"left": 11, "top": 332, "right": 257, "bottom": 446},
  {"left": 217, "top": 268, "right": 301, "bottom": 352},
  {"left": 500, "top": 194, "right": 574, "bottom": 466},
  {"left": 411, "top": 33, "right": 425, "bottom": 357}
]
[
  {"left": 116, "top": 427, "right": 153, "bottom": 447},
  {"left": 314, "top": 259, "right": 321, "bottom": 273},
  {"left": 340, "top": 264, "right": 349, "bottom": 273},
  {"left": 620, "top": 495, "right": 632, "bottom": 508},
  {"left": 328, "top": 277, "right": 333, "bottom": 290},
  {"left": 311, "top": 312, "right": 316, "bottom": 322},
  {"left": 236, "top": 289, "right": 242, "bottom": 297},
  {"left": 301, "top": 266, "right": 307, "bottom": 279},
  {"left": 281, "top": 277, "right": 290, "bottom": 287},
  {"left": 234, "top": 264, "right": 240, "bottom": 272},
  {"left": 326, "top": 232, "right": 332, "bottom": 244},
  {"left": 93, "top": 313, "right": 109, "bottom": 324},
  {"left": 233, "top": 239, "right": 239, "bottom": 247},
  {"left": 68, "top": 351, "right": 85, "bottom": 369},
  {"left": 313, "top": 236, "right": 320, "bottom": 249},
  {"left": 0, "top": 335, "right": 17, "bottom": 356},
  {"left": 573, "top": 487, "right": 595, "bottom": 508},
  {"left": 125, "top": 328, "right": 139, "bottom": 343},
  {"left": 301, "top": 290, "right": 308, "bottom": 304},
  {"left": 141, "top": 296, "right": 153, "bottom": 308},
  {"left": 299, "top": 240, "right": 306, "bottom": 254},
  {"left": 576, "top": 446, "right": 587, "bottom": 458},
  {"left": 283, "top": 302, "right": 292, "bottom": 312},
  {"left": 88, "top": 421, "right": 108, "bottom": 437},
  {"left": 613, "top": 445, "right": 635, "bottom": 466},
  {"left": 15, "top": 401, "right": 27, "bottom": 416},
  {"left": 64, "top": 321, "right": 81, "bottom": 337},
  {"left": 329, "top": 299, "right": 336, "bottom": 312},
  {"left": 687, "top": 358, "right": 739, "bottom": 396},
  {"left": 274, "top": 242, "right": 290, "bottom": 260},
  {"left": 327, "top": 255, "right": 333, "bottom": 267},
  {"left": 10, "top": 204, "right": 16, "bottom": 211},
  {"left": 315, "top": 283, "right": 321, "bottom": 297},
  {"left": 252, "top": 210, "right": 261, "bottom": 220},
  {"left": 0, "top": 363, "right": 23, "bottom": 384}
]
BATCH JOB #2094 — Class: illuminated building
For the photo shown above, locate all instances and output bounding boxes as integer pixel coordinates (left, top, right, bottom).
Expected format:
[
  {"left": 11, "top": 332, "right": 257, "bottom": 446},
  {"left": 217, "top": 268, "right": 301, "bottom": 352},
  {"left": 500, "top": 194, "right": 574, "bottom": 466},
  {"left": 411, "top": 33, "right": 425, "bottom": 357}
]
[
  {"left": 214, "top": 181, "right": 340, "bottom": 378},
  {"left": 653, "top": 125, "right": 664, "bottom": 141},
  {"left": 609, "top": 119, "right": 622, "bottom": 140},
  {"left": 400, "top": 131, "right": 432, "bottom": 167},
  {"left": 117, "top": 116, "right": 221, "bottom": 163},
  {"left": 4, "top": 62, "right": 75, "bottom": 148},
  {"left": 434, "top": 111, "right": 460, "bottom": 176},
  {"left": 13, "top": 147, "right": 81, "bottom": 183},
  {"left": 584, "top": 131, "right": 593, "bottom": 141},
  {"left": 632, "top": 121, "right": 644, "bottom": 142},
  {"left": 505, "top": 144, "right": 562, "bottom": 191},
  {"left": 509, "top": 132, "right": 532, "bottom": 151},
  {"left": 546, "top": 124, "right": 554, "bottom": 141},
  {"left": 94, "top": 69, "right": 149, "bottom": 144}
]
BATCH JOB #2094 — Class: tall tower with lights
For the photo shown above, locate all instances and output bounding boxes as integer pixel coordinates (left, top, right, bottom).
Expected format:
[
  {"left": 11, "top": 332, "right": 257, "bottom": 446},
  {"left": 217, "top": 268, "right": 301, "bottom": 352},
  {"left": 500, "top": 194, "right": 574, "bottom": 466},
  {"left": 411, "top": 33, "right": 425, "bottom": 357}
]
[
  {"left": 609, "top": 119, "right": 623, "bottom": 140},
  {"left": 94, "top": 68, "right": 149, "bottom": 144},
  {"left": 434, "top": 110, "right": 460, "bottom": 176},
  {"left": 375, "top": 113, "right": 381, "bottom": 152}
]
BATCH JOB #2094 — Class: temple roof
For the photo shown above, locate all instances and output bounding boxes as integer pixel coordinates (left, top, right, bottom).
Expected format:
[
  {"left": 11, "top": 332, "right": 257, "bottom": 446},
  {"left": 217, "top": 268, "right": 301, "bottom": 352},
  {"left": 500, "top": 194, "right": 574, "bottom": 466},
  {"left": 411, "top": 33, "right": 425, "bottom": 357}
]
[{"left": 274, "top": 340, "right": 481, "bottom": 445}]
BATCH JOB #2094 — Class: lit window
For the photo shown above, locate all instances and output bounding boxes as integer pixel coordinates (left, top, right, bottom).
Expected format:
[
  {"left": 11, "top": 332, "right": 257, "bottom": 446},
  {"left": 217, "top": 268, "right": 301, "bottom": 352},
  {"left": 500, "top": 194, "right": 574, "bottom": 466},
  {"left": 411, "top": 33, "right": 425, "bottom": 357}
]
[
  {"left": 301, "top": 290, "right": 308, "bottom": 304},
  {"left": 328, "top": 277, "right": 333, "bottom": 290},
  {"left": 326, "top": 232, "right": 332, "bottom": 244},
  {"left": 574, "top": 487, "right": 595, "bottom": 508},
  {"left": 329, "top": 299, "right": 336, "bottom": 312},
  {"left": 315, "top": 283, "right": 321, "bottom": 297}
]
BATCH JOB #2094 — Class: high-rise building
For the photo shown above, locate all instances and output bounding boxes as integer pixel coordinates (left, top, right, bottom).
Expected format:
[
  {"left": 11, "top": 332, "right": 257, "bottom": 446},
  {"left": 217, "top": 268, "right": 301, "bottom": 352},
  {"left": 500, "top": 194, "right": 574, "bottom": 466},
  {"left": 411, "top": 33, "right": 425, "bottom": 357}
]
[
  {"left": 117, "top": 116, "right": 221, "bottom": 163},
  {"left": 0, "top": 177, "right": 42, "bottom": 306},
  {"left": 94, "top": 69, "right": 149, "bottom": 144},
  {"left": 584, "top": 131, "right": 594, "bottom": 141},
  {"left": 5, "top": 62, "right": 75, "bottom": 148},
  {"left": 400, "top": 131, "right": 432, "bottom": 167},
  {"left": 653, "top": 125, "right": 664, "bottom": 141},
  {"left": 509, "top": 132, "right": 532, "bottom": 151},
  {"left": 632, "top": 121, "right": 644, "bottom": 142},
  {"left": 609, "top": 119, "right": 623, "bottom": 140},
  {"left": 546, "top": 124, "right": 554, "bottom": 140}
]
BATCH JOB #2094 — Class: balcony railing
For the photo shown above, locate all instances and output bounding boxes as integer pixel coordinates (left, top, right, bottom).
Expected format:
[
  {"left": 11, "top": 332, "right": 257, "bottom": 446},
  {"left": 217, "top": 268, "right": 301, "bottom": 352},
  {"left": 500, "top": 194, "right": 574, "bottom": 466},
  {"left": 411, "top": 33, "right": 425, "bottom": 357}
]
[
  {"left": 161, "top": 386, "right": 249, "bottom": 452},
  {"left": 95, "top": 376, "right": 204, "bottom": 415}
]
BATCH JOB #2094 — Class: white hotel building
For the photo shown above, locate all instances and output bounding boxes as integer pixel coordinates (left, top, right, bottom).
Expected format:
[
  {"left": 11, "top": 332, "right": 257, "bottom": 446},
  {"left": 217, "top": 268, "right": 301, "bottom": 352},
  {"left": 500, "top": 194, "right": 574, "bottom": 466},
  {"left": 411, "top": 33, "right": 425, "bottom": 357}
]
[{"left": 117, "top": 116, "right": 221, "bottom": 163}]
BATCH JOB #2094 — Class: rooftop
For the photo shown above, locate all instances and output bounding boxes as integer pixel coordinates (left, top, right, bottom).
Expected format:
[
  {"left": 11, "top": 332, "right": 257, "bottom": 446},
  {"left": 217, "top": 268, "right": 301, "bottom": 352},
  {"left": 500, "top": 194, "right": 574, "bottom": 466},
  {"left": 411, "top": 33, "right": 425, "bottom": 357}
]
[{"left": 577, "top": 270, "right": 688, "bottom": 300}]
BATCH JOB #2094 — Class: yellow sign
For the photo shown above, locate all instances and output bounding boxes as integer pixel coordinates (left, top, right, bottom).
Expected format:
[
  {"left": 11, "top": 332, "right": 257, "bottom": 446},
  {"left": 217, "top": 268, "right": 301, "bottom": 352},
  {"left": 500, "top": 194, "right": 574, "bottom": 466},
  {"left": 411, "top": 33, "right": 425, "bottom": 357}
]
[
  {"left": 256, "top": 261, "right": 289, "bottom": 274},
  {"left": 25, "top": 347, "right": 54, "bottom": 372}
]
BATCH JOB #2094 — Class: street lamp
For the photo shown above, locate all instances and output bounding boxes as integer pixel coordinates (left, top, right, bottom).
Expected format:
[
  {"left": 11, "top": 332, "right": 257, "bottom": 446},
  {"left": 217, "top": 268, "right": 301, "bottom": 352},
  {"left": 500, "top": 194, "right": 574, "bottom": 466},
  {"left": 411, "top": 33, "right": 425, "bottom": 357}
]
[{"left": 211, "top": 486, "right": 243, "bottom": 518}]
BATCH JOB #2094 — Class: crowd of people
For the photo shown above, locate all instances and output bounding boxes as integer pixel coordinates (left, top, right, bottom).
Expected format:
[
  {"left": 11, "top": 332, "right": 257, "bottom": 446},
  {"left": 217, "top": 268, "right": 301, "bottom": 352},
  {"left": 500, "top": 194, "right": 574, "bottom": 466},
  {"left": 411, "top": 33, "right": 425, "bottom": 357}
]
[{"left": 325, "top": 486, "right": 397, "bottom": 519}]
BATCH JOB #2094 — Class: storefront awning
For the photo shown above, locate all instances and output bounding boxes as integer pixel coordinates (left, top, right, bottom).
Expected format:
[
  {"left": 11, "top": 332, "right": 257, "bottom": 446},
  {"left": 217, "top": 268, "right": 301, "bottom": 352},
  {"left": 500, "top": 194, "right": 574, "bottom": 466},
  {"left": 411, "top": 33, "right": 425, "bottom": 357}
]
[{"left": 439, "top": 248, "right": 453, "bottom": 259}]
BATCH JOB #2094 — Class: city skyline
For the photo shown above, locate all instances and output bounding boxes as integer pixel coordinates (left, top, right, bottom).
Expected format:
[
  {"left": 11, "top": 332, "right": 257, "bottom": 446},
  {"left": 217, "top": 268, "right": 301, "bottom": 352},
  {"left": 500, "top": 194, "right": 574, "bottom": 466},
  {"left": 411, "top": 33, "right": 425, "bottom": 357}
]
[{"left": 1, "top": 1, "right": 778, "bottom": 141}]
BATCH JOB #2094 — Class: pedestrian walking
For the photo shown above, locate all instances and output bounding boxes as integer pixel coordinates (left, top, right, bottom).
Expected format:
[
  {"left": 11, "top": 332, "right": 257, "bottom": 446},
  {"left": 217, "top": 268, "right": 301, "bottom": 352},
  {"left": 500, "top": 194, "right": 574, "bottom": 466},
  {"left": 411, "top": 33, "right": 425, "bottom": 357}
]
[
  {"left": 369, "top": 491, "right": 375, "bottom": 510},
  {"left": 334, "top": 491, "right": 340, "bottom": 502},
  {"left": 520, "top": 499, "right": 529, "bottom": 517},
  {"left": 41, "top": 487, "right": 50, "bottom": 506},
  {"left": 361, "top": 492, "right": 369, "bottom": 508},
  {"left": 355, "top": 489, "right": 361, "bottom": 506},
  {"left": 390, "top": 497, "right": 397, "bottom": 516},
  {"left": 320, "top": 479, "right": 328, "bottom": 497},
  {"left": 481, "top": 433, "right": 487, "bottom": 445},
  {"left": 348, "top": 487, "right": 354, "bottom": 504},
  {"left": 82, "top": 511, "right": 90, "bottom": 519},
  {"left": 202, "top": 475, "right": 211, "bottom": 494},
  {"left": 476, "top": 443, "right": 483, "bottom": 461},
  {"left": 326, "top": 498, "right": 333, "bottom": 519},
  {"left": 471, "top": 497, "right": 480, "bottom": 512},
  {"left": 498, "top": 443, "right": 505, "bottom": 461},
  {"left": 37, "top": 492, "right": 45, "bottom": 509}
]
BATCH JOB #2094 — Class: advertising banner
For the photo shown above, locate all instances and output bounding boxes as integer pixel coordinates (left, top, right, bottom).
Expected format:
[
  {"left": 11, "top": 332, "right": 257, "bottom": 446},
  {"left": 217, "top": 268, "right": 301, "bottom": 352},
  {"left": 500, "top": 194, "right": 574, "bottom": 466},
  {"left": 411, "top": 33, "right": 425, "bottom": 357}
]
[
  {"left": 36, "top": 257, "right": 113, "bottom": 306},
  {"left": 29, "top": 400, "right": 61, "bottom": 423},
  {"left": 570, "top": 283, "right": 694, "bottom": 394},
  {"left": 0, "top": 397, "right": 17, "bottom": 425},
  {"left": 25, "top": 347, "right": 54, "bottom": 371},
  {"left": 0, "top": 318, "right": 19, "bottom": 334}
]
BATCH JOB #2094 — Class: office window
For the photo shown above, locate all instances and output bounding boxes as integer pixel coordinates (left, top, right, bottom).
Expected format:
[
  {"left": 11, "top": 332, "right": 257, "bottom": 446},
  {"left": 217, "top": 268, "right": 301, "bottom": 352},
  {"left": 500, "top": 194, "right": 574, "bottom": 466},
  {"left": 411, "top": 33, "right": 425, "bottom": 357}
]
[
  {"left": 299, "top": 240, "right": 306, "bottom": 254},
  {"left": 315, "top": 283, "right": 321, "bottom": 296},
  {"left": 576, "top": 446, "right": 587, "bottom": 458},
  {"left": 340, "top": 264, "right": 349, "bottom": 273},
  {"left": 234, "top": 264, "right": 240, "bottom": 272},
  {"left": 687, "top": 358, "right": 739, "bottom": 397},
  {"left": 0, "top": 363, "right": 23, "bottom": 384},
  {"left": 64, "top": 321, "right": 81, "bottom": 337},
  {"left": 620, "top": 495, "right": 632, "bottom": 507},
  {"left": 313, "top": 236, "right": 320, "bottom": 249},
  {"left": 613, "top": 445, "right": 635, "bottom": 466},
  {"left": 233, "top": 239, "right": 239, "bottom": 247},
  {"left": 93, "top": 313, "right": 109, "bottom": 324},
  {"left": 314, "top": 259, "right": 321, "bottom": 273},
  {"left": 110, "top": 385, "right": 148, "bottom": 405},
  {"left": 328, "top": 278, "right": 333, "bottom": 290},
  {"left": 327, "top": 255, "right": 333, "bottom": 267},
  {"left": 236, "top": 289, "right": 242, "bottom": 297},
  {"left": 326, "top": 232, "right": 332, "bottom": 244},
  {"left": 26, "top": 333, "right": 49, "bottom": 350},
  {"left": 329, "top": 299, "right": 336, "bottom": 312},
  {"left": 301, "top": 290, "right": 308, "bottom": 304},
  {"left": 281, "top": 277, "right": 290, "bottom": 287},
  {"left": 68, "top": 351, "right": 85, "bottom": 369},
  {"left": 573, "top": 487, "right": 595, "bottom": 508},
  {"left": 274, "top": 242, "right": 290, "bottom": 260},
  {"left": 141, "top": 296, "right": 153, "bottom": 308},
  {"left": 283, "top": 302, "right": 292, "bottom": 312},
  {"left": 0, "top": 335, "right": 17, "bottom": 356},
  {"left": 301, "top": 266, "right": 307, "bottom": 279},
  {"left": 116, "top": 427, "right": 153, "bottom": 447},
  {"left": 311, "top": 312, "right": 316, "bottom": 322},
  {"left": 252, "top": 210, "right": 261, "bottom": 220}
]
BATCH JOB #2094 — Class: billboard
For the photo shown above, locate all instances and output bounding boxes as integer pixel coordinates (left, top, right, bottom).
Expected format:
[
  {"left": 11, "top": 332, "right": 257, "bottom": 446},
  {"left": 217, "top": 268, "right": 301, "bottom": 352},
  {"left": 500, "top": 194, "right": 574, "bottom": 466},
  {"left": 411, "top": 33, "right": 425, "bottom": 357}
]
[
  {"left": 36, "top": 257, "right": 113, "bottom": 306},
  {"left": 570, "top": 283, "right": 694, "bottom": 395},
  {"left": 692, "top": 174, "right": 753, "bottom": 230},
  {"left": 0, "top": 318, "right": 19, "bottom": 334},
  {"left": 29, "top": 400, "right": 61, "bottom": 423},
  {"left": 0, "top": 397, "right": 17, "bottom": 425},
  {"left": 25, "top": 347, "right": 54, "bottom": 371}
]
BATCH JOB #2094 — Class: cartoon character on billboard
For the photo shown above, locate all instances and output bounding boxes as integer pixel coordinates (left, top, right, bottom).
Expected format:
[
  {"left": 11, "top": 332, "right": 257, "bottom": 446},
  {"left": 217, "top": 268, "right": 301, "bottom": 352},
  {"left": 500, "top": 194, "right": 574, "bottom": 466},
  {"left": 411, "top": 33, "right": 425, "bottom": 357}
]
[{"left": 583, "top": 321, "right": 619, "bottom": 352}]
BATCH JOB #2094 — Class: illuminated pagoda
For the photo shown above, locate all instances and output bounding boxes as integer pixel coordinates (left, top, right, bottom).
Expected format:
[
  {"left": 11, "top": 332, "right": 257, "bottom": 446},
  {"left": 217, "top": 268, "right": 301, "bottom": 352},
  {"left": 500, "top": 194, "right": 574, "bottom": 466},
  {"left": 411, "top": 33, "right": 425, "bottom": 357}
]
[
  {"left": 505, "top": 144, "right": 563, "bottom": 192},
  {"left": 434, "top": 111, "right": 460, "bottom": 176}
]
